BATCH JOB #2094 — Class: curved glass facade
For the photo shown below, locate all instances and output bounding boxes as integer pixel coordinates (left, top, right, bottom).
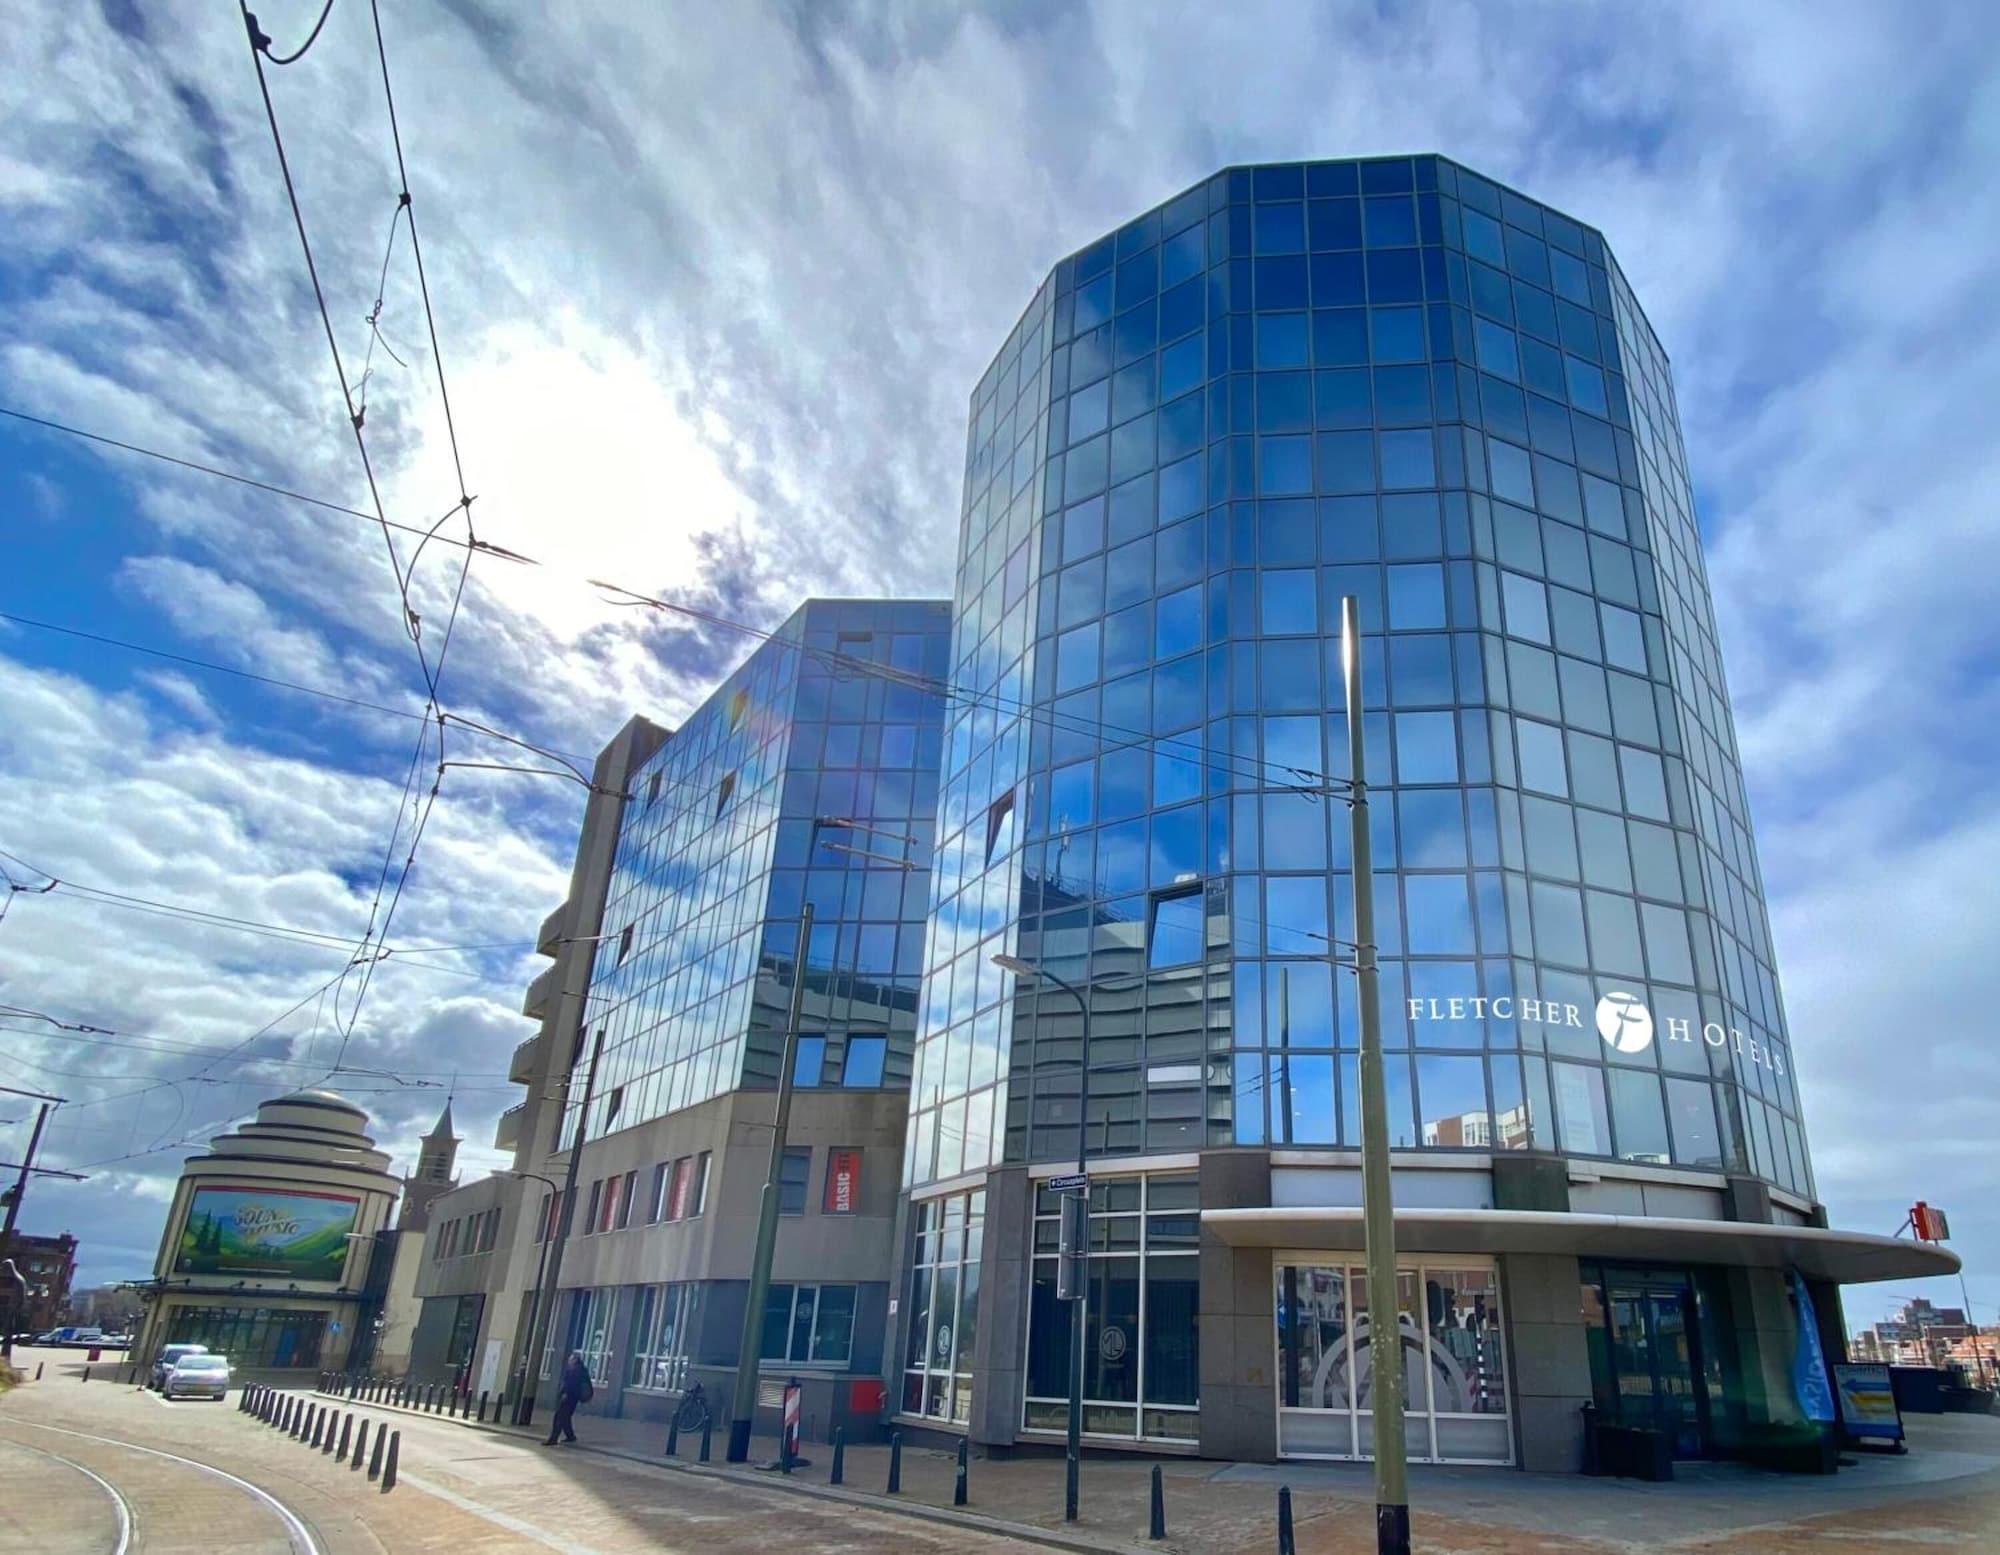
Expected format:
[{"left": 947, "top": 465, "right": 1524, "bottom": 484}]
[{"left": 906, "top": 156, "right": 1811, "bottom": 1200}]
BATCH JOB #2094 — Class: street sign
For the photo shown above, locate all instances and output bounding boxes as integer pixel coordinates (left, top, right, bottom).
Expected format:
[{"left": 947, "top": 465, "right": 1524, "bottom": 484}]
[
  {"left": 1832, "top": 1363, "right": 1904, "bottom": 1442},
  {"left": 1047, "top": 1173, "right": 1089, "bottom": 1191},
  {"left": 1911, "top": 1202, "right": 1951, "bottom": 1241}
]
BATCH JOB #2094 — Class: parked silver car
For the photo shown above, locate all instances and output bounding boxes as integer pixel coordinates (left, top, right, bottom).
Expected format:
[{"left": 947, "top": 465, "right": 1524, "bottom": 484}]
[
  {"left": 150, "top": 1342, "right": 209, "bottom": 1390},
  {"left": 163, "top": 1352, "right": 231, "bottom": 1401}
]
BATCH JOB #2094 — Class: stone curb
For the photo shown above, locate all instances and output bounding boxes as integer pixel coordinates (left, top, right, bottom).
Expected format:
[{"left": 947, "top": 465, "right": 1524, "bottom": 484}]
[{"left": 306, "top": 1391, "right": 1160, "bottom": 1555}]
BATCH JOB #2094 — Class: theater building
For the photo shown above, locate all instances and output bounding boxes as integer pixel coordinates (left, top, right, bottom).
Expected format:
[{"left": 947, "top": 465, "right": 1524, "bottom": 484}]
[{"left": 888, "top": 155, "right": 1956, "bottom": 1470}]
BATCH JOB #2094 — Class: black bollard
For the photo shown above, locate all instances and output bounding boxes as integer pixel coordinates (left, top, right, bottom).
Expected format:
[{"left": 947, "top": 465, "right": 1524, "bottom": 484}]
[
  {"left": 478, "top": 1390, "right": 489, "bottom": 1424},
  {"left": 368, "top": 1424, "right": 386, "bottom": 1481},
  {"left": 35, "top": 1363, "right": 43, "bottom": 1381},
  {"left": 351, "top": 1418, "right": 369, "bottom": 1472},
  {"left": 954, "top": 1437, "right": 968, "bottom": 1507},
  {"left": 830, "top": 1427, "right": 844, "bottom": 1485},
  {"left": 80, "top": 1366, "right": 90, "bottom": 1383},
  {"left": 698, "top": 1416, "right": 711, "bottom": 1463},
  {"left": 309, "top": 1405, "right": 323, "bottom": 1447},
  {"left": 1150, "top": 1464, "right": 1166, "bottom": 1540},
  {"left": 1277, "top": 1486, "right": 1296, "bottom": 1555},
  {"left": 324, "top": 1411, "right": 340, "bottom": 1454},
  {"left": 381, "top": 1430, "right": 400, "bottom": 1493},
  {"left": 886, "top": 1431, "right": 902, "bottom": 1494},
  {"left": 666, "top": 1410, "right": 680, "bottom": 1457},
  {"left": 338, "top": 1413, "right": 353, "bottom": 1463}
]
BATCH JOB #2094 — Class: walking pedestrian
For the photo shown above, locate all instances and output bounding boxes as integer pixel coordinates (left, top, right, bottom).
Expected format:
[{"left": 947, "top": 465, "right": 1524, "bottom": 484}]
[{"left": 543, "top": 1350, "right": 592, "bottom": 1445}]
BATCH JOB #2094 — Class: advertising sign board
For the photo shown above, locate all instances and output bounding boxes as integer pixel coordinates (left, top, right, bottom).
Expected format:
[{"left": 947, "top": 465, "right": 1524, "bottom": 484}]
[
  {"left": 1832, "top": 1362, "right": 1904, "bottom": 1441},
  {"left": 175, "top": 1185, "right": 360, "bottom": 1282}
]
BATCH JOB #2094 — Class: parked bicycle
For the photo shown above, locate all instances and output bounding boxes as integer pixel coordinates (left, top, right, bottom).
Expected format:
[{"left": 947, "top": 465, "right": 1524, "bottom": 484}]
[{"left": 674, "top": 1381, "right": 712, "bottom": 1437}]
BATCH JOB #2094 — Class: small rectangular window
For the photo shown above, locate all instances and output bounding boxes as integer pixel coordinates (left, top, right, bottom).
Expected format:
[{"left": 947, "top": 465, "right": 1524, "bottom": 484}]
[
  {"left": 1149, "top": 888, "right": 1204, "bottom": 968},
  {"left": 648, "top": 1162, "right": 669, "bottom": 1223},
  {"left": 985, "top": 789, "right": 1017, "bottom": 864},
  {"left": 792, "top": 1034, "right": 826, "bottom": 1088},
  {"left": 779, "top": 1146, "right": 812, "bottom": 1215},
  {"left": 691, "top": 1152, "right": 711, "bottom": 1216},
  {"left": 617, "top": 924, "right": 635, "bottom": 963},
  {"left": 646, "top": 771, "right": 662, "bottom": 806},
  {"left": 584, "top": 1179, "right": 603, "bottom": 1236},
  {"left": 715, "top": 772, "right": 737, "bottom": 817},
  {"left": 665, "top": 1157, "right": 692, "bottom": 1220}
]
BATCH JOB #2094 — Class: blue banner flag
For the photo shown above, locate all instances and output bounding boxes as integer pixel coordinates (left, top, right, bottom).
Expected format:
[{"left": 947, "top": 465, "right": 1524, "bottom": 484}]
[{"left": 1790, "top": 1270, "right": 1836, "bottom": 1424}]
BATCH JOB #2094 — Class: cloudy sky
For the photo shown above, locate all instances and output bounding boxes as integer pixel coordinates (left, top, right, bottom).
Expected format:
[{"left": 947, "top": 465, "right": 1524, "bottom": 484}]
[{"left": 1, "top": 2, "right": 1994, "bottom": 1327}]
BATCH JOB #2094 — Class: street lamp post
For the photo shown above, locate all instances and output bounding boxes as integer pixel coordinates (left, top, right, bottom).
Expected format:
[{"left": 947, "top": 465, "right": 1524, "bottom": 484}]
[
  {"left": 498, "top": 1170, "right": 562, "bottom": 1402},
  {"left": 1342, "top": 593, "right": 1409, "bottom": 1555},
  {"left": 992, "top": 952, "right": 1090, "bottom": 1525},
  {"left": 516, "top": 1028, "right": 604, "bottom": 1425}
]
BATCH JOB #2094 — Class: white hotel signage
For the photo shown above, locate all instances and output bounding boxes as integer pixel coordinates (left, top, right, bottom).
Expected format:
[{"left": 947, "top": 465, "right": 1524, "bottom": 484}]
[{"left": 1406, "top": 989, "right": 1785, "bottom": 1076}]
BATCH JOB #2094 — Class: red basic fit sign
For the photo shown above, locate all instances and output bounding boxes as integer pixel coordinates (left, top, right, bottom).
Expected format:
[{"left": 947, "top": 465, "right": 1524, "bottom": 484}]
[
  {"left": 782, "top": 1379, "right": 802, "bottom": 1458},
  {"left": 824, "top": 1149, "right": 861, "bottom": 1214},
  {"left": 1912, "top": 1202, "right": 1951, "bottom": 1241}
]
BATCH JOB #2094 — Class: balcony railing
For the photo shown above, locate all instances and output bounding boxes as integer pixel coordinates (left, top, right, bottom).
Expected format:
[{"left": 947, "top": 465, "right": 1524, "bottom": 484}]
[
  {"left": 537, "top": 900, "right": 568, "bottom": 957},
  {"left": 494, "top": 1104, "right": 524, "bottom": 1152},
  {"left": 521, "top": 963, "right": 557, "bottom": 1021},
  {"left": 508, "top": 1033, "right": 541, "bottom": 1084}
]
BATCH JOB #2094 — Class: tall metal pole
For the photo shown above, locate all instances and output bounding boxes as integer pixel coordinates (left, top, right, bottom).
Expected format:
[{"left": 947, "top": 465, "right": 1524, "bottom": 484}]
[
  {"left": 727, "top": 901, "right": 815, "bottom": 1463},
  {"left": 0, "top": 1103, "right": 53, "bottom": 1362},
  {"left": 516, "top": 1029, "right": 602, "bottom": 1425},
  {"left": 1343, "top": 594, "right": 1409, "bottom": 1555}
]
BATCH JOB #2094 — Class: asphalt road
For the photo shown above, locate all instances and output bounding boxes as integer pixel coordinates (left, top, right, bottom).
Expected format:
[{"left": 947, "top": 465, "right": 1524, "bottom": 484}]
[{"left": 0, "top": 1355, "right": 1059, "bottom": 1554}]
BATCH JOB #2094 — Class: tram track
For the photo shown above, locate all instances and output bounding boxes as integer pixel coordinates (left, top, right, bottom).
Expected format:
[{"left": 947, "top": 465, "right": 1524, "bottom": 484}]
[{"left": 0, "top": 1417, "right": 319, "bottom": 1554}]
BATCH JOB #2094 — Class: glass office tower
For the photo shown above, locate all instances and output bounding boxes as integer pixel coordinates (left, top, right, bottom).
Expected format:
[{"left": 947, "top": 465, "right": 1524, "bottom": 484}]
[{"left": 896, "top": 157, "right": 1953, "bottom": 1470}]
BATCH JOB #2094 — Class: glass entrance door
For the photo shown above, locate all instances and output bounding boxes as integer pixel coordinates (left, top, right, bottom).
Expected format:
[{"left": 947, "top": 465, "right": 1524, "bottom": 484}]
[{"left": 1605, "top": 1280, "right": 1707, "bottom": 1457}]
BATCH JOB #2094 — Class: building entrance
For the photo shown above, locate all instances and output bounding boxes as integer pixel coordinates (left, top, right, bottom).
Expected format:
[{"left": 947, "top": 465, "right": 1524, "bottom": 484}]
[{"left": 1583, "top": 1263, "right": 1723, "bottom": 1459}]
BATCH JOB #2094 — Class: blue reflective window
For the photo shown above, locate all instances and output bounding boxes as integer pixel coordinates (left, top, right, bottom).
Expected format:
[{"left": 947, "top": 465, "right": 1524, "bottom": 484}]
[
  {"left": 1254, "top": 202, "right": 1306, "bottom": 254},
  {"left": 1100, "top": 746, "right": 1148, "bottom": 821},
  {"left": 1404, "top": 874, "right": 1473, "bottom": 954},
  {"left": 1156, "top": 516, "right": 1203, "bottom": 588},
  {"left": 1504, "top": 227, "right": 1551, "bottom": 289},
  {"left": 1313, "top": 309, "right": 1368, "bottom": 366},
  {"left": 1389, "top": 635, "right": 1453, "bottom": 705},
  {"left": 1158, "top": 275, "right": 1203, "bottom": 343},
  {"left": 1580, "top": 472, "right": 1624, "bottom": 539},
  {"left": 841, "top": 1035, "right": 886, "bottom": 1088},
  {"left": 1474, "top": 318, "right": 1519, "bottom": 381},
  {"left": 1058, "top": 557, "right": 1103, "bottom": 628},
  {"left": 1113, "top": 359, "right": 1158, "bottom": 423},
  {"left": 1373, "top": 365, "right": 1430, "bottom": 425},
  {"left": 1257, "top": 372, "right": 1311, "bottom": 433},
  {"left": 1463, "top": 208, "right": 1505, "bottom": 266},
  {"left": 1320, "top": 496, "right": 1378, "bottom": 562},
  {"left": 1159, "top": 391, "right": 1204, "bottom": 462},
  {"left": 1259, "top": 435, "right": 1312, "bottom": 495},
  {"left": 1399, "top": 788, "right": 1466, "bottom": 866},
  {"left": 1469, "top": 261, "right": 1512, "bottom": 321},
  {"left": 1161, "top": 223, "right": 1205, "bottom": 288},
  {"left": 1366, "top": 248, "right": 1423, "bottom": 304},
  {"left": 1311, "top": 251, "right": 1365, "bottom": 306},
  {"left": 1385, "top": 563, "right": 1446, "bottom": 628},
  {"left": 1309, "top": 197, "right": 1362, "bottom": 250},
  {"left": 1050, "top": 757, "right": 1095, "bottom": 828},
  {"left": 1260, "top": 640, "right": 1320, "bottom": 710},
  {"left": 1103, "top": 601, "right": 1149, "bottom": 679},
  {"left": 1600, "top": 605, "right": 1646, "bottom": 673},
  {"left": 1550, "top": 248, "right": 1590, "bottom": 305},
  {"left": 1517, "top": 718, "right": 1568, "bottom": 796},
  {"left": 1261, "top": 569, "right": 1317, "bottom": 635},
  {"left": 1315, "top": 369, "right": 1371, "bottom": 429},
  {"left": 1488, "top": 438, "right": 1534, "bottom": 506},
  {"left": 1256, "top": 255, "right": 1310, "bottom": 309},
  {"left": 1266, "top": 875, "right": 1329, "bottom": 950},
  {"left": 1106, "top": 533, "right": 1153, "bottom": 606},
  {"left": 1514, "top": 283, "right": 1558, "bottom": 344},
  {"left": 1155, "top": 583, "right": 1203, "bottom": 659},
  {"left": 1148, "top": 887, "right": 1204, "bottom": 966},
  {"left": 1073, "top": 271, "right": 1113, "bottom": 332},
  {"left": 1161, "top": 333, "right": 1204, "bottom": 400},
  {"left": 1055, "top": 622, "right": 1099, "bottom": 692},
  {"left": 1619, "top": 745, "right": 1669, "bottom": 821},
  {"left": 1154, "top": 748, "right": 1202, "bottom": 808},
  {"left": 1395, "top": 711, "right": 1459, "bottom": 783},
  {"left": 1062, "top": 496, "right": 1105, "bottom": 562},
  {"left": 1501, "top": 571, "right": 1550, "bottom": 644},
  {"left": 1317, "top": 430, "right": 1374, "bottom": 494},
  {"left": 793, "top": 1035, "right": 826, "bottom": 1087},
  {"left": 1381, "top": 492, "right": 1441, "bottom": 559},
  {"left": 1360, "top": 158, "right": 1413, "bottom": 195},
  {"left": 1256, "top": 313, "right": 1310, "bottom": 368},
  {"left": 1370, "top": 307, "right": 1424, "bottom": 363},
  {"left": 1363, "top": 196, "right": 1417, "bottom": 247},
  {"left": 1565, "top": 355, "right": 1608, "bottom": 416},
  {"left": 1067, "top": 378, "right": 1108, "bottom": 445},
  {"left": 1160, "top": 452, "right": 1204, "bottom": 522},
  {"left": 1116, "top": 249, "right": 1158, "bottom": 310},
  {"left": 1149, "top": 806, "right": 1202, "bottom": 886},
  {"left": 1379, "top": 430, "right": 1435, "bottom": 489}
]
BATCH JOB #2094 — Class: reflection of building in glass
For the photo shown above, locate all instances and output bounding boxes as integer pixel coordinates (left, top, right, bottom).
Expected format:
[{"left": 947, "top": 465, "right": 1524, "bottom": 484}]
[
  {"left": 412, "top": 599, "right": 952, "bottom": 1438},
  {"left": 892, "top": 155, "right": 1958, "bottom": 1471}
]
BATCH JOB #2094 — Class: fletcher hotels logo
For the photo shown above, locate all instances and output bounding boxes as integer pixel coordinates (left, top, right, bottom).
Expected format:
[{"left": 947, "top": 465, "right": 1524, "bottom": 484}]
[
  {"left": 1594, "top": 991, "right": 1653, "bottom": 1054},
  {"left": 1406, "top": 988, "right": 1784, "bottom": 1076}
]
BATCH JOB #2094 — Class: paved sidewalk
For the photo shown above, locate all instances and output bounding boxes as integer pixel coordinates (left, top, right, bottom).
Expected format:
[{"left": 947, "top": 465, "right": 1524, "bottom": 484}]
[{"left": 315, "top": 1380, "right": 2000, "bottom": 1554}]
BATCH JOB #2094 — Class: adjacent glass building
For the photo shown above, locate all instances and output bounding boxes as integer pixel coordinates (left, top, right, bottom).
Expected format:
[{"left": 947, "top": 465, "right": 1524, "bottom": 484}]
[{"left": 893, "top": 156, "right": 1953, "bottom": 1470}]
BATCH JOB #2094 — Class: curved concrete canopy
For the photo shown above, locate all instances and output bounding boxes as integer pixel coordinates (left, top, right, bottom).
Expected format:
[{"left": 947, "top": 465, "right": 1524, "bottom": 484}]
[{"left": 1201, "top": 1206, "right": 1961, "bottom": 1284}]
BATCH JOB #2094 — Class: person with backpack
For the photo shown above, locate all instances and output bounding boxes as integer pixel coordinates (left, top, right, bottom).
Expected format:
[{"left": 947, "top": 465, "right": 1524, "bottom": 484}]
[{"left": 544, "top": 1349, "right": 593, "bottom": 1445}]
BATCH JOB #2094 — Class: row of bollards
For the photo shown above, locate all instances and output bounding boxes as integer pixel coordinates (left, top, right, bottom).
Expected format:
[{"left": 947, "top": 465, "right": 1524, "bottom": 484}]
[
  {"left": 241, "top": 1386, "right": 399, "bottom": 1493},
  {"left": 315, "top": 1371, "right": 502, "bottom": 1424}
]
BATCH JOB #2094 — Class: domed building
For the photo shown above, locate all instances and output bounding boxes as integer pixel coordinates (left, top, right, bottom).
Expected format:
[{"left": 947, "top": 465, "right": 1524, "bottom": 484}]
[{"left": 136, "top": 1090, "right": 402, "bottom": 1372}]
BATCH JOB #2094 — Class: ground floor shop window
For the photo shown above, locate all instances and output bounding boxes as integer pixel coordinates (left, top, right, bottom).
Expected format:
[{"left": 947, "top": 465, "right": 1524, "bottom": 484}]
[
  {"left": 759, "top": 1283, "right": 856, "bottom": 1367},
  {"left": 1023, "top": 1175, "right": 1199, "bottom": 1444},
  {"left": 628, "top": 1283, "right": 701, "bottom": 1392},
  {"left": 903, "top": 1189, "right": 983, "bottom": 1422},
  {"left": 554, "top": 1287, "right": 617, "bottom": 1385},
  {"left": 165, "top": 1305, "right": 328, "bottom": 1369},
  {"left": 1275, "top": 1257, "right": 1509, "bottom": 1463}
]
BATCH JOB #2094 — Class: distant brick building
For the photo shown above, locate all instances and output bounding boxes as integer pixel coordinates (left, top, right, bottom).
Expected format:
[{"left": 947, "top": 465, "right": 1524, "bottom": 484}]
[{"left": 4, "top": 1231, "right": 77, "bottom": 1333}]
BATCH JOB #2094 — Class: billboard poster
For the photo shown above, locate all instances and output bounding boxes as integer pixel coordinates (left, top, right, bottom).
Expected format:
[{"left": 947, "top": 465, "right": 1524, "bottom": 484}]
[
  {"left": 175, "top": 1185, "right": 360, "bottom": 1282},
  {"left": 823, "top": 1148, "right": 861, "bottom": 1214}
]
